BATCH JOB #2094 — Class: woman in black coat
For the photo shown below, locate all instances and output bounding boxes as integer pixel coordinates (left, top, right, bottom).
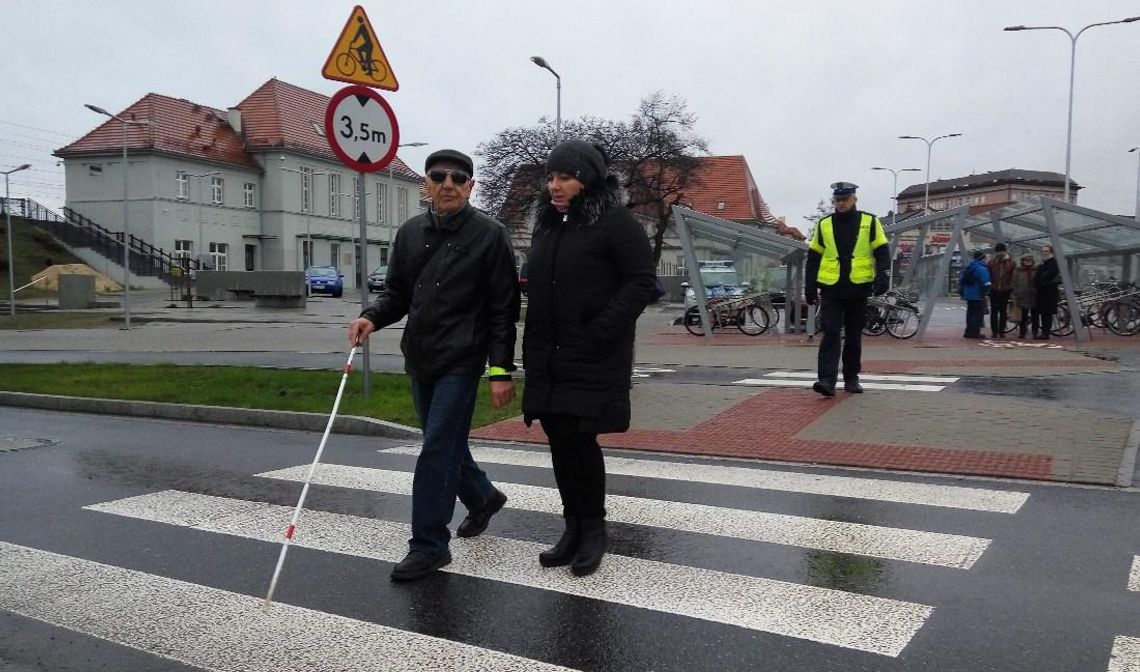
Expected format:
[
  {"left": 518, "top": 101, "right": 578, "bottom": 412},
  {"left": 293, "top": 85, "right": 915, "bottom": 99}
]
[{"left": 522, "top": 139, "right": 658, "bottom": 576}]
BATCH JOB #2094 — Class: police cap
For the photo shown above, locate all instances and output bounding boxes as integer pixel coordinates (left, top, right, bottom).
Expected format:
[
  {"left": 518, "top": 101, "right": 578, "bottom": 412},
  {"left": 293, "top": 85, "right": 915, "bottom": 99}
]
[{"left": 831, "top": 182, "right": 858, "bottom": 196}]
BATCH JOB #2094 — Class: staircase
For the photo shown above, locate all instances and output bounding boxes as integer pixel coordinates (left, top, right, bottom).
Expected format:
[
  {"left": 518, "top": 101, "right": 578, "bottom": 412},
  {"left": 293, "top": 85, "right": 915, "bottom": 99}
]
[{"left": 1, "top": 198, "right": 199, "bottom": 286}]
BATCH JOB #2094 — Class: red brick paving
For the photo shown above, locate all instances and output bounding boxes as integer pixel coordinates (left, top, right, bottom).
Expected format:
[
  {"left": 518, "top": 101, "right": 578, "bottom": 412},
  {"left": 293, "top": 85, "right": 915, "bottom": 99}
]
[{"left": 472, "top": 389, "right": 1054, "bottom": 481}]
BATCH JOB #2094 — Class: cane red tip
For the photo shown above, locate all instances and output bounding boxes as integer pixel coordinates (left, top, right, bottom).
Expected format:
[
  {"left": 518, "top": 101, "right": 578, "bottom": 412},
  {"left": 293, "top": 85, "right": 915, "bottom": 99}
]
[
  {"left": 344, "top": 363, "right": 353, "bottom": 374},
  {"left": 285, "top": 524, "right": 296, "bottom": 540}
]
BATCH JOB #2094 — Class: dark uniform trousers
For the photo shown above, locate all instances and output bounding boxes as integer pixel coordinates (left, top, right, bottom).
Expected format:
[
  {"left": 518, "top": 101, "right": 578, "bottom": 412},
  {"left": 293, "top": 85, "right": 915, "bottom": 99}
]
[{"left": 817, "top": 293, "right": 867, "bottom": 387}]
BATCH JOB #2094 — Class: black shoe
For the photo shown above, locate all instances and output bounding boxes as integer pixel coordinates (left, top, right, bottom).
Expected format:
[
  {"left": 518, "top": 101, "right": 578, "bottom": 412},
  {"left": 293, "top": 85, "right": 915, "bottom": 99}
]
[
  {"left": 391, "top": 549, "right": 451, "bottom": 581},
  {"left": 456, "top": 488, "right": 508, "bottom": 538},
  {"left": 812, "top": 381, "right": 836, "bottom": 397},
  {"left": 570, "top": 517, "right": 608, "bottom": 577},
  {"left": 539, "top": 517, "right": 580, "bottom": 568},
  {"left": 844, "top": 380, "right": 864, "bottom": 393}
]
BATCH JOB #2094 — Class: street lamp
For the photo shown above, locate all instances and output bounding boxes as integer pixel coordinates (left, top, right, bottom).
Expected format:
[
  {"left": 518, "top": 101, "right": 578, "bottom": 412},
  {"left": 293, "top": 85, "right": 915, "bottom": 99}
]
[
  {"left": 86, "top": 103, "right": 150, "bottom": 330},
  {"left": 530, "top": 56, "right": 562, "bottom": 140},
  {"left": 3, "top": 163, "right": 31, "bottom": 317},
  {"left": 899, "top": 134, "right": 962, "bottom": 213},
  {"left": 871, "top": 166, "right": 923, "bottom": 220},
  {"left": 1004, "top": 17, "right": 1140, "bottom": 202},
  {"left": 1130, "top": 147, "right": 1140, "bottom": 223}
]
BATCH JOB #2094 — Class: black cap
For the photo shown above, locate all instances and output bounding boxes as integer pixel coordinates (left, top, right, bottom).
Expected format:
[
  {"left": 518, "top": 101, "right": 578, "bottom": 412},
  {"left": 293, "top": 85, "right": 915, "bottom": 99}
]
[
  {"left": 831, "top": 181, "right": 858, "bottom": 196},
  {"left": 546, "top": 139, "right": 608, "bottom": 186},
  {"left": 973, "top": 249, "right": 987, "bottom": 260},
  {"left": 424, "top": 149, "right": 474, "bottom": 177},
  {"left": 994, "top": 242, "right": 1007, "bottom": 252}
]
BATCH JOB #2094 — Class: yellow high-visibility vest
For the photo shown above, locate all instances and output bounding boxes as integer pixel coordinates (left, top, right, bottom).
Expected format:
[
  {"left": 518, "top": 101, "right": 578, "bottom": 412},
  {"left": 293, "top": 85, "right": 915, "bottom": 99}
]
[{"left": 809, "top": 213, "right": 887, "bottom": 285}]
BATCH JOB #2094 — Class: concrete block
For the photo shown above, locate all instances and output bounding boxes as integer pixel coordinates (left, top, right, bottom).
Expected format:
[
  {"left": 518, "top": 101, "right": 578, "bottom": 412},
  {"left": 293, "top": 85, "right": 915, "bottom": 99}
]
[{"left": 57, "top": 274, "right": 96, "bottom": 309}]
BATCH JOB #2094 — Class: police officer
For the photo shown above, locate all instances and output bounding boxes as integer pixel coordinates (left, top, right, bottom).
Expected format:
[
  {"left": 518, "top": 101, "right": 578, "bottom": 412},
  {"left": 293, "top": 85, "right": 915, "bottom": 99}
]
[{"left": 805, "top": 182, "right": 890, "bottom": 396}]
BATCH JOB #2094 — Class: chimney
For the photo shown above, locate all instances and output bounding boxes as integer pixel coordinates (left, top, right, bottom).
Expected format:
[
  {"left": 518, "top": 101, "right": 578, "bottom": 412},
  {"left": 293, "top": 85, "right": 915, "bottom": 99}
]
[{"left": 227, "top": 107, "right": 242, "bottom": 134}]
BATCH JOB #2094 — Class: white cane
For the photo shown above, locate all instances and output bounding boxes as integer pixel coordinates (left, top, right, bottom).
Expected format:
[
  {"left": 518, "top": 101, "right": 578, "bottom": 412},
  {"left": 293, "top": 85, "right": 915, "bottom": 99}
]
[{"left": 262, "top": 344, "right": 358, "bottom": 609}]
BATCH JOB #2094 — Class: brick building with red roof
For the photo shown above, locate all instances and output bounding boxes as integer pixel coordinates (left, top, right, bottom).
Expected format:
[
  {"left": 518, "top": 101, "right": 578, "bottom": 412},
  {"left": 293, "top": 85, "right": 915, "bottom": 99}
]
[{"left": 55, "top": 78, "right": 426, "bottom": 286}]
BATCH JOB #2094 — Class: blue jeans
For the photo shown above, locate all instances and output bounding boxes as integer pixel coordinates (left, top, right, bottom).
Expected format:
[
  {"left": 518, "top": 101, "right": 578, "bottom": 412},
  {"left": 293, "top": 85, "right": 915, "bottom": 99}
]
[{"left": 408, "top": 374, "right": 494, "bottom": 554}]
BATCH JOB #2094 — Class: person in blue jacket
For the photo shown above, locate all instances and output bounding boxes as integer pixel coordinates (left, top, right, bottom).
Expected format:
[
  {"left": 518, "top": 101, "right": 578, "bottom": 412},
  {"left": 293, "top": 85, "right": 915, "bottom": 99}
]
[{"left": 959, "top": 249, "right": 992, "bottom": 339}]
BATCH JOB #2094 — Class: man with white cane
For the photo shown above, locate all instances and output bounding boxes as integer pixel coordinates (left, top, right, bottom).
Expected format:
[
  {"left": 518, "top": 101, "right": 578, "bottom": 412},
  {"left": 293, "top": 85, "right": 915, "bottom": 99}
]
[{"left": 348, "top": 149, "right": 520, "bottom": 581}]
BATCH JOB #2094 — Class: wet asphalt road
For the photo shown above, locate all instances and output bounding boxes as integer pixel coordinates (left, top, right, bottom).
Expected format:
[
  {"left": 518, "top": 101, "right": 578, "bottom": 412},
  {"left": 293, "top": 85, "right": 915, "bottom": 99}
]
[{"left": 1, "top": 408, "right": 1138, "bottom": 671}]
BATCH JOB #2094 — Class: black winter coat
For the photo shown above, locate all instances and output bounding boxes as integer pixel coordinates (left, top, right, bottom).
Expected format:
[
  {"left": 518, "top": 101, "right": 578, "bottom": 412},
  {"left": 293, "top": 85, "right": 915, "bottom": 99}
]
[
  {"left": 1034, "top": 257, "right": 1061, "bottom": 311},
  {"left": 521, "top": 179, "right": 658, "bottom": 434},
  {"left": 360, "top": 203, "right": 519, "bottom": 382}
]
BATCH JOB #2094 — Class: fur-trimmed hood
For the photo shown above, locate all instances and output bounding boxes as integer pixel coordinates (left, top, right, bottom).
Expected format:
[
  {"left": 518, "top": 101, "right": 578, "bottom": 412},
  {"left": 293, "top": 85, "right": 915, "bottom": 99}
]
[{"left": 536, "top": 175, "right": 624, "bottom": 230}]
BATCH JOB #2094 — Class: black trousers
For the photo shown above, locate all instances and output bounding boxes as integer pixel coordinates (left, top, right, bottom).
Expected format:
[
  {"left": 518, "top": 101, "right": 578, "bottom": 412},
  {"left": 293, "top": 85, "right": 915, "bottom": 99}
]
[
  {"left": 989, "top": 290, "right": 1011, "bottom": 336},
  {"left": 965, "top": 299, "right": 987, "bottom": 337},
  {"left": 817, "top": 295, "right": 867, "bottom": 387},
  {"left": 539, "top": 415, "right": 606, "bottom": 519}
]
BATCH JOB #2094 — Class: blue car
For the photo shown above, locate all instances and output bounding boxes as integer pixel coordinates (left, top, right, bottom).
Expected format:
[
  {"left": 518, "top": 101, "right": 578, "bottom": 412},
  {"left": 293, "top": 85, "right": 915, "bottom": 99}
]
[{"left": 305, "top": 265, "right": 344, "bottom": 298}]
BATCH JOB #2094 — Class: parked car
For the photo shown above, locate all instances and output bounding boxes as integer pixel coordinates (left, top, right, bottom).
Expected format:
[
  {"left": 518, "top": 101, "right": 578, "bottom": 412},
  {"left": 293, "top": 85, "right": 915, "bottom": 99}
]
[
  {"left": 683, "top": 260, "right": 743, "bottom": 309},
  {"left": 367, "top": 265, "right": 388, "bottom": 292},
  {"left": 305, "top": 265, "right": 344, "bottom": 298}
]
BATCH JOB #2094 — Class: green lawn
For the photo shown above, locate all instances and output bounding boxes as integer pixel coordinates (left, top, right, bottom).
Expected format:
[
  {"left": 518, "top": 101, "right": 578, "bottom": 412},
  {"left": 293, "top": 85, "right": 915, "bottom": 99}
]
[
  {"left": 0, "top": 312, "right": 117, "bottom": 330},
  {"left": 0, "top": 217, "right": 83, "bottom": 297},
  {"left": 0, "top": 363, "right": 522, "bottom": 428}
]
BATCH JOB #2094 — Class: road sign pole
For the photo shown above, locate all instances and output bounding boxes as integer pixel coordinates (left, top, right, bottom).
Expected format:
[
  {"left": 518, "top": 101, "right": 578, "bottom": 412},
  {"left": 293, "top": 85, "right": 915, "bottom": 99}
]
[{"left": 357, "top": 171, "right": 371, "bottom": 398}]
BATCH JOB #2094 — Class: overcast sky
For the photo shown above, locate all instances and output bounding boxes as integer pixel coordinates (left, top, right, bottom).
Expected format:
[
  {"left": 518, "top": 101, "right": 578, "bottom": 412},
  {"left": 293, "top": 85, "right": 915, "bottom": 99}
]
[{"left": 3, "top": 0, "right": 1138, "bottom": 230}]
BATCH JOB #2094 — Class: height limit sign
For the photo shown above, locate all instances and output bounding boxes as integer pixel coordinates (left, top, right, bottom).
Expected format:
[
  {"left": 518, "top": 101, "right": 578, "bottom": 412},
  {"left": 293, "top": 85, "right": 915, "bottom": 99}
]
[{"left": 324, "top": 85, "right": 400, "bottom": 173}]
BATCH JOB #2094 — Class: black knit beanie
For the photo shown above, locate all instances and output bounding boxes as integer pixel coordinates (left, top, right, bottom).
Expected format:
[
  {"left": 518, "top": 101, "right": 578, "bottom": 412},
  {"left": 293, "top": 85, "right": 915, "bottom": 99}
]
[{"left": 546, "top": 139, "right": 608, "bottom": 186}]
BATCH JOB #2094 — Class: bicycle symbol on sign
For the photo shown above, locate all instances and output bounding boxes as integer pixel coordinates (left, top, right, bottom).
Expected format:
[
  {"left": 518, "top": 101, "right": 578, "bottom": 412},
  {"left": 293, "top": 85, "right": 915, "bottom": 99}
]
[{"left": 336, "top": 16, "right": 388, "bottom": 83}]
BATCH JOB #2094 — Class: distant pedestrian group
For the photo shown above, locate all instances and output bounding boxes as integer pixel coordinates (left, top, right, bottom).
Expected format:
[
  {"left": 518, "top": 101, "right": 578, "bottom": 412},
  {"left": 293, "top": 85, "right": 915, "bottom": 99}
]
[{"left": 962, "top": 243, "right": 1062, "bottom": 340}]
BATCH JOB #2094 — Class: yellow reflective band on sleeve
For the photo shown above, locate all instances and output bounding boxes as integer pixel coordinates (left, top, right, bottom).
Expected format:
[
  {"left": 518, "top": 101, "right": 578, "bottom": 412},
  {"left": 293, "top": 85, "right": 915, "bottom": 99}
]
[{"left": 487, "top": 366, "right": 509, "bottom": 377}]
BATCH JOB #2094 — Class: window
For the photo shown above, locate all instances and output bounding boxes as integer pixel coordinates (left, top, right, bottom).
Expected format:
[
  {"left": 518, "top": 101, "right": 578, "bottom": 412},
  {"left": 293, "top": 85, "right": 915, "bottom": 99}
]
[
  {"left": 176, "top": 171, "right": 189, "bottom": 200},
  {"left": 397, "top": 186, "right": 408, "bottom": 223},
  {"left": 376, "top": 181, "right": 388, "bottom": 224},
  {"left": 209, "top": 242, "right": 228, "bottom": 271},
  {"left": 301, "top": 166, "right": 313, "bottom": 212},
  {"left": 352, "top": 177, "right": 360, "bottom": 220},
  {"left": 87, "top": 165, "right": 103, "bottom": 176},
  {"left": 328, "top": 173, "right": 341, "bottom": 217},
  {"left": 210, "top": 176, "right": 224, "bottom": 205},
  {"left": 330, "top": 243, "right": 340, "bottom": 269},
  {"left": 716, "top": 201, "right": 726, "bottom": 210},
  {"left": 174, "top": 239, "right": 193, "bottom": 262},
  {"left": 244, "top": 244, "right": 256, "bottom": 271},
  {"left": 243, "top": 182, "right": 255, "bottom": 208}
]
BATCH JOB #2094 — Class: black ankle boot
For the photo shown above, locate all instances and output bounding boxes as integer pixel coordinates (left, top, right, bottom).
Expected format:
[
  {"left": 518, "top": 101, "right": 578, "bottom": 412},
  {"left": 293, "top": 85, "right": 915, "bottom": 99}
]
[
  {"left": 570, "top": 517, "right": 608, "bottom": 577},
  {"left": 539, "top": 517, "right": 580, "bottom": 568}
]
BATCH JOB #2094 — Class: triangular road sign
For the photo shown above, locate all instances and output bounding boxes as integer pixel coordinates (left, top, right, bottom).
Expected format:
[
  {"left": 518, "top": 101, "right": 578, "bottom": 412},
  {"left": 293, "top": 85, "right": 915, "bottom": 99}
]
[{"left": 321, "top": 6, "right": 399, "bottom": 91}]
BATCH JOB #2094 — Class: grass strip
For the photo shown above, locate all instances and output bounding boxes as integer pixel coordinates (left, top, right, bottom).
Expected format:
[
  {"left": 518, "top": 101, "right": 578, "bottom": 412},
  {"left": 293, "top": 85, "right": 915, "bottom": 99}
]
[
  {"left": 0, "top": 363, "right": 522, "bottom": 428},
  {"left": 0, "top": 313, "right": 117, "bottom": 330}
]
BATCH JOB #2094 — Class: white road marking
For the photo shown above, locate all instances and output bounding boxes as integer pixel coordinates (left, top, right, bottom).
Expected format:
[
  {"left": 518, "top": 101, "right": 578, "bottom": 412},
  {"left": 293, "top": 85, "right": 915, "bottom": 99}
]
[
  {"left": 257, "top": 464, "right": 991, "bottom": 569},
  {"left": 733, "top": 378, "right": 946, "bottom": 392},
  {"left": 86, "top": 490, "right": 934, "bottom": 657},
  {"left": 1129, "top": 556, "right": 1140, "bottom": 592},
  {"left": 765, "top": 371, "right": 960, "bottom": 384},
  {"left": 386, "top": 445, "right": 1030, "bottom": 514},
  {"left": 1110, "top": 636, "right": 1140, "bottom": 672},
  {"left": 0, "top": 541, "right": 576, "bottom": 672}
]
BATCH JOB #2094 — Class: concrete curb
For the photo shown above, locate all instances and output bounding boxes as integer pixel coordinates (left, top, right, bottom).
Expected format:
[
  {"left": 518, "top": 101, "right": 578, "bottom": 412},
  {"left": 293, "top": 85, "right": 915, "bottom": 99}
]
[
  {"left": 0, "top": 391, "right": 422, "bottom": 440},
  {"left": 1118, "top": 419, "right": 1140, "bottom": 488}
]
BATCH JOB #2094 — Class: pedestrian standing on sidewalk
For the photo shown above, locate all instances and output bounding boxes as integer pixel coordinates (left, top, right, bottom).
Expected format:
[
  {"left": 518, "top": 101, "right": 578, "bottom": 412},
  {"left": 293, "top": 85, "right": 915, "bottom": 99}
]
[
  {"left": 986, "top": 243, "right": 1016, "bottom": 338},
  {"left": 805, "top": 182, "right": 890, "bottom": 397},
  {"left": 959, "top": 250, "right": 992, "bottom": 339},
  {"left": 1011, "top": 253, "right": 1037, "bottom": 338},
  {"left": 347, "top": 149, "right": 520, "bottom": 581},
  {"left": 522, "top": 139, "right": 658, "bottom": 577},
  {"left": 1033, "top": 245, "right": 1062, "bottom": 340}
]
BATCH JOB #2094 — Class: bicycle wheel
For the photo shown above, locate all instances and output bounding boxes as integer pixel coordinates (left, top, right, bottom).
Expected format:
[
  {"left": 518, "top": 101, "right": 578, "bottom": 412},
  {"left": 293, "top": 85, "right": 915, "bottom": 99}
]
[
  {"left": 739, "top": 304, "right": 770, "bottom": 336},
  {"left": 863, "top": 306, "right": 887, "bottom": 336},
  {"left": 887, "top": 307, "right": 920, "bottom": 339},
  {"left": 1107, "top": 302, "right": 1140, "bottom": 336},
  {"left": 683, "top": 306, "right": 707, "bottom": 336},
  {"left": 367, "top": 60, "right": 389, "bottom": 82},
  {"left": 335, "top": 52, "right": 357, "bottom": 76},
  {"left": 1051, "top": 304, "right": 1073, "bottom": 336}
]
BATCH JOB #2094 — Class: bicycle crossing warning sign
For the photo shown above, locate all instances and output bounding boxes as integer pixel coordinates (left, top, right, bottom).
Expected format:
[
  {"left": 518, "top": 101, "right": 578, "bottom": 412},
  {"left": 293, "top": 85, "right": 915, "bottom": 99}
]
[{"left": 321, "top": 5, "right": 399, "bottom": 91}]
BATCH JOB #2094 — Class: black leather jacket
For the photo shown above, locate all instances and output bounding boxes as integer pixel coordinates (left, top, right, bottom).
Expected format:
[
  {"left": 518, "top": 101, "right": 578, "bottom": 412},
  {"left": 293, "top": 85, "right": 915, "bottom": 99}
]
[{"left": 360, "top": 203, "right": 520, "bottom": 382}]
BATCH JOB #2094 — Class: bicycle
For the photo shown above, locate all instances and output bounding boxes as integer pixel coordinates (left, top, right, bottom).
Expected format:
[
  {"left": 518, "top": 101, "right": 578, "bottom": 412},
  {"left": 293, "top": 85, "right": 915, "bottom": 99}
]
[{"left": 335, "top": 50, "right": 389, "bottom": 82}]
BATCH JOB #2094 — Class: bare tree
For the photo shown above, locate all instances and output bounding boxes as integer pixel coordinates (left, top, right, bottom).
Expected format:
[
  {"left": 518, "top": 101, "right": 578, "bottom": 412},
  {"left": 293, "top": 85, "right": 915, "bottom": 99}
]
[
  {"left": 476, "top": 92, "right": 709, "bottom": 263},
  {"left": 802, "top": 198, "right": 831, "bottom": 240}
]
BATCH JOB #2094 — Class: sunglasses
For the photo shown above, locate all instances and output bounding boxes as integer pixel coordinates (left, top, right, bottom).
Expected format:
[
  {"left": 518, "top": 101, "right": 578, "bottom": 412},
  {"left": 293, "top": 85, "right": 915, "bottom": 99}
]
[{"left": 427, "top": 168, "right": 471, "bottom": 185}]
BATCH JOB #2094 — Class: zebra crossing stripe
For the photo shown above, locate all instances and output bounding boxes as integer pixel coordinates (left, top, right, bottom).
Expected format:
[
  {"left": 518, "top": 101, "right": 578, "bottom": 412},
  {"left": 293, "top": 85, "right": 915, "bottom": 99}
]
[
  {"left": 765, "top": 371, "right": 960, "bottom": 384},
  {"left": 85, "top": 490, "right": 934, "bottom": 657},
  {"left": 1110, "top": 636, "right": 1140, "bottom": 672},
  {"left": 385, "top": 445, "right": 1030, "bottom": 514},
  {"left": 257, "top": 464, "right": 990, "bottom": 569},
  {"left": 733, "top": 378, "right": 946, "bottom": 392},
  {"left": 0, "top": 541, "right": 577, "bottom": 672},
  {"left": 1129, "top": 556, "right": 1139, "bottom": 592}
]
